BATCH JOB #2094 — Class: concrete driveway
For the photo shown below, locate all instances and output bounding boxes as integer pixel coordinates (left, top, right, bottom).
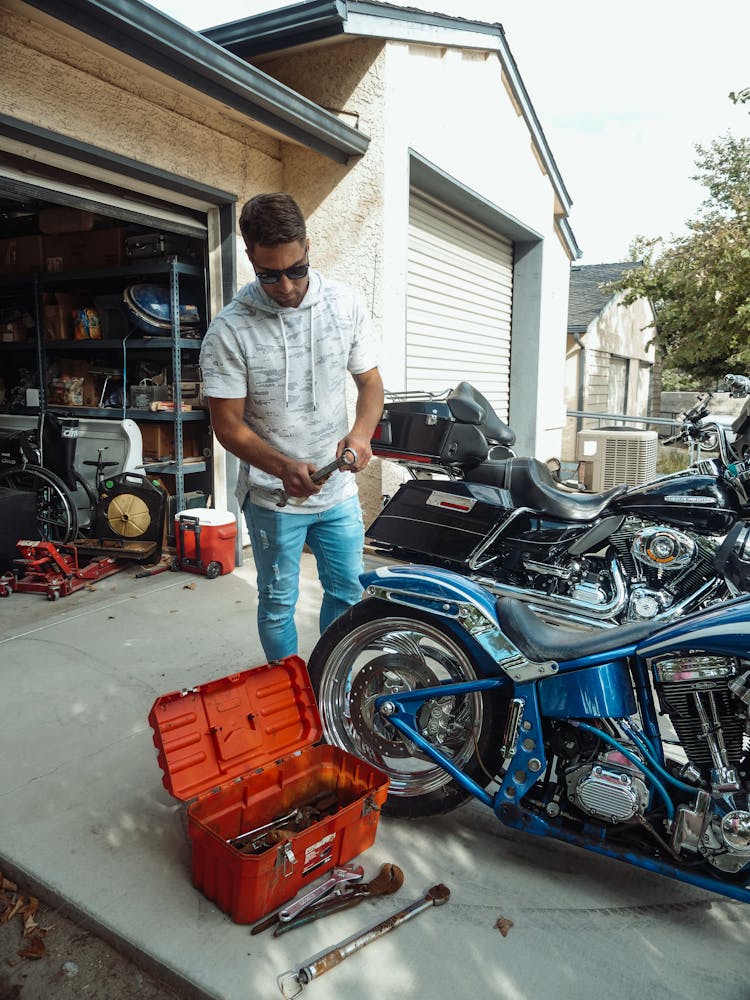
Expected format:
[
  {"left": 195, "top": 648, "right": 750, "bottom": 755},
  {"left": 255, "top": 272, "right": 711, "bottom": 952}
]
[{"left": 0, "top": 553, "right": 747, "bottom": 1000}]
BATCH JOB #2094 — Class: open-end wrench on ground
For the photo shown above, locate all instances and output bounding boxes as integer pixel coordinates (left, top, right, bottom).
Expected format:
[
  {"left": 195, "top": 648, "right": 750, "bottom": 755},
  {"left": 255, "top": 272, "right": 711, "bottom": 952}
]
[
  {"left": 250, "top": 864, "right": 364, "bottom": 935},
  {"left": 275, "top": 448, "right": 357, "bottom": 507},
  {"left": 277, "top": 883, "right": 450, "bottom": 997}
]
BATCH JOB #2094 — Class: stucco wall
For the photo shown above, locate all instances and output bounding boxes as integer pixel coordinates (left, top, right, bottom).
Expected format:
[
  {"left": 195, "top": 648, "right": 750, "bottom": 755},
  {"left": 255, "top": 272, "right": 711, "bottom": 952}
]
[
  {"left": 255, "top": 35, "right": 573, "bottom": 505},
  {"left": 1, "top": 6, "right": 282, "bottom": 200}
]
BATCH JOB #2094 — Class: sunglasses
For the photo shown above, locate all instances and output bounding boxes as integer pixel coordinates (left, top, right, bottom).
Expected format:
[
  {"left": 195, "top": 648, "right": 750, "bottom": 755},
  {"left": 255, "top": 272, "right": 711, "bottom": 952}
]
[{"left": 253, "top": 254, "right": 310, "bottom": 285}]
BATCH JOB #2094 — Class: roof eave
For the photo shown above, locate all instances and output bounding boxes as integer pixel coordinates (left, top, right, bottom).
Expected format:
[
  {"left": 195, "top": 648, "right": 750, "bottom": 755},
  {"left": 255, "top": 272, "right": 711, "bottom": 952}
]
[
  {"left": 19, "top": 0, "right": 369, "bottom": 164},
  {"left": 204, "top": 1, "right": 577, "bottom": 250}
]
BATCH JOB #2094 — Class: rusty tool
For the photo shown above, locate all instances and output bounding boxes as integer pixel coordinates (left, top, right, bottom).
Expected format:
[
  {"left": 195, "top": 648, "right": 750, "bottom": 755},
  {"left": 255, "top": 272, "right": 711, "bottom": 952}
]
[
  {"left": 272, "top": 862, "right": 404, "bottom": 937},
  {"left": 275, "top": 448, "right": 357, "bottom": 507},
  {"left": 277, "top": 883, "right": 450, "bottom": 997}
]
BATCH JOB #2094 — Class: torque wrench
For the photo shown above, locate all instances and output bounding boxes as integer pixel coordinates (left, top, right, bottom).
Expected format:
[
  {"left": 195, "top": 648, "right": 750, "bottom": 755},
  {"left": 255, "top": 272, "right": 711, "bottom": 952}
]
[{"left": 277, "top": 883, "right": 450, "bottom": 997}]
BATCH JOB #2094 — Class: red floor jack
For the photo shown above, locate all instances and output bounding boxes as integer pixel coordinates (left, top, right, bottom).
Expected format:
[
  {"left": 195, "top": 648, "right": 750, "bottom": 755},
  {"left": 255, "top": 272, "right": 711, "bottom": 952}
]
[{"left": 0, "top": 539, "right": 126, "bottom": 600}]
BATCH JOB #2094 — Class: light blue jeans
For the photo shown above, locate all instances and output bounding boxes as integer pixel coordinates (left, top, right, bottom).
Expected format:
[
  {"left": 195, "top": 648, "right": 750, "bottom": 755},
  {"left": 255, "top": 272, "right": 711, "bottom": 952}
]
[{"left": 243, "top": 494, "right": 365, "bottom": 661}]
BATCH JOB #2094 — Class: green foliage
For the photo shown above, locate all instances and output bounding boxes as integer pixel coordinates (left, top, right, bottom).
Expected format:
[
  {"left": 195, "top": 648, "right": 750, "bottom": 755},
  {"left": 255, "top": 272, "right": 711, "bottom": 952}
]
[
  {"left": 610, "top": 126, "right": 750, "bottom": 382},
  {"left": 660, "top": 369, "right": 703, "bottom": 391}
]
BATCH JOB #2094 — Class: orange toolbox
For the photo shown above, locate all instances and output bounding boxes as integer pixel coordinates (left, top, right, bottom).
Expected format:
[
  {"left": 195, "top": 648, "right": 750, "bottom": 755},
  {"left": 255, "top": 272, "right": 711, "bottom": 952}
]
[{"left": 148, "top": 657, "right": 389, "bottom": 924}]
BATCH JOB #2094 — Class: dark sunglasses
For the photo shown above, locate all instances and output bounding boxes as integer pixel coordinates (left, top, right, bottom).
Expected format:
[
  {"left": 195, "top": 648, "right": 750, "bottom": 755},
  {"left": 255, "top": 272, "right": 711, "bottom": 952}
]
[{"left": 253, "top": 254, "right": 310, "bottom": 285}]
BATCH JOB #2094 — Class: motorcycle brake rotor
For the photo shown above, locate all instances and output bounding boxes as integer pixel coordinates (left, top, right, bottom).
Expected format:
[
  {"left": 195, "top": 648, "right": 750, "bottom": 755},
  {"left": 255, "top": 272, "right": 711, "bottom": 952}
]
[{"left": 348, "top": 653, "right": 442, "bottom": 758}]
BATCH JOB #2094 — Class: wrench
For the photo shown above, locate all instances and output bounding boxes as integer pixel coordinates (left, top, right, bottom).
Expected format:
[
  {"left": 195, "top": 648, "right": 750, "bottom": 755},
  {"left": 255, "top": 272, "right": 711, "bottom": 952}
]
[
  {"left": 275, "top": 448, "right": 357, "bottom": 507},
  {"left": 278, "top": 864, "right": 364, "bottom": 923}
]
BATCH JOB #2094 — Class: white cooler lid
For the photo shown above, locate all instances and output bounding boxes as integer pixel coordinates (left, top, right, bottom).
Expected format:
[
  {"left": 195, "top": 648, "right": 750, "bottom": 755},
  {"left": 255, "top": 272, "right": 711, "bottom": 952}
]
[{"left": 175, "top": 508, "right": 235, "bottom": 526}]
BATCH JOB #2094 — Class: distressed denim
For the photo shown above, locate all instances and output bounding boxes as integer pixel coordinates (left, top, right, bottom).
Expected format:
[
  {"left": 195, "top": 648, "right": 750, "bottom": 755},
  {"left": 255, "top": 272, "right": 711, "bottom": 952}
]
[{"left": 242, "top": 494, "right": 364, "bottom": 661}]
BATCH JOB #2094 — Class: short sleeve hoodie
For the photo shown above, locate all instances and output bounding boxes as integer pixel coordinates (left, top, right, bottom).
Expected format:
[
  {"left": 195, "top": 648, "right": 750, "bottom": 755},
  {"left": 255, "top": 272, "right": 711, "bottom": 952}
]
[{"left": 199, "top": 269, "right": 379, "bottom": 511}]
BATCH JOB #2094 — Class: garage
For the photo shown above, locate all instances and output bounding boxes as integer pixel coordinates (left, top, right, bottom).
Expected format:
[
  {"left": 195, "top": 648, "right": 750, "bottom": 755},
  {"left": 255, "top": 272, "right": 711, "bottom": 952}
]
[
  {"left": 407, "top": 191, "right": 514, "bottom": 420},
  {"left": 0, "top": 160, "right": 224, "bottom": 573}
]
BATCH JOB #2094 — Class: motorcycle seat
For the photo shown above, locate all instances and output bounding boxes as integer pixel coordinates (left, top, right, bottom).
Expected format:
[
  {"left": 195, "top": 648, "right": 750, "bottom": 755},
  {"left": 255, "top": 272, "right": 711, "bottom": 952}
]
[
  {"left": 495, "top": 595, "right": 657, "bottom": 662},
  {"left": 447, "top": 382, "right": 516, "bottom": 448},
  {"left": 465, "top": 457, "right": 628, "bottom": 521}
]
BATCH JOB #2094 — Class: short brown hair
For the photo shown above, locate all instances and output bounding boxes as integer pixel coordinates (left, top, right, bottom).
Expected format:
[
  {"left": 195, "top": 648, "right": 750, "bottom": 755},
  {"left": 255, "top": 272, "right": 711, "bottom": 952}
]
[{"left": 239, "top": 193, "right": 306, "bottom": 249}]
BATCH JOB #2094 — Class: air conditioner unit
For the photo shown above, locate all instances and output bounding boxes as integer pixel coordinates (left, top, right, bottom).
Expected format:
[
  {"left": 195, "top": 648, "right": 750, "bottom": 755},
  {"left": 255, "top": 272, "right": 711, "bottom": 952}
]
[{"left": 576, "top": 428, "right": 658, "bottom": 492}]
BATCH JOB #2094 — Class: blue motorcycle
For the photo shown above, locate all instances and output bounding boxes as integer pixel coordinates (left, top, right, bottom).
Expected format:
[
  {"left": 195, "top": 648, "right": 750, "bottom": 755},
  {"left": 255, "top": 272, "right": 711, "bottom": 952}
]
[{"left": 307, "top": 559, "right": 750, "bottom": 904}]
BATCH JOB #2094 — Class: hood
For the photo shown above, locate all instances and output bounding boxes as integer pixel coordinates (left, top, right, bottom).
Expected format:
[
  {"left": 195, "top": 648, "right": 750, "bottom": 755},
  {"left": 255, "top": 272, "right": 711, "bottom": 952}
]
[{"left": 236, "top": 269, "right": 323, "bottom": 409}]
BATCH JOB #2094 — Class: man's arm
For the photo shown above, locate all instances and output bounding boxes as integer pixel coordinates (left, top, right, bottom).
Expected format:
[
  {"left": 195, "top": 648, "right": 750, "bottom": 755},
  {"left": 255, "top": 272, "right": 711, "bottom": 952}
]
[
  {"left": 339, "top": 367, "right": 384, "bottom": 472},
  {"left": 206, "top": 397, "right": 322, "bottom": 498}
]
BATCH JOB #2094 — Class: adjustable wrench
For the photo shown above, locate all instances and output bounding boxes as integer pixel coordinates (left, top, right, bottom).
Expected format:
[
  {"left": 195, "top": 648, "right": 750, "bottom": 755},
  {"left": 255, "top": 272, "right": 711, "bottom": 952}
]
[
  {"left": 279, "top": 864, "right": 364, "bottom": 922},
  {"left": 275, "top": 448, "right": 357, "bottom": 507},
  {"left": 251, "top": 864, "right": 364, "bottom": 934}
]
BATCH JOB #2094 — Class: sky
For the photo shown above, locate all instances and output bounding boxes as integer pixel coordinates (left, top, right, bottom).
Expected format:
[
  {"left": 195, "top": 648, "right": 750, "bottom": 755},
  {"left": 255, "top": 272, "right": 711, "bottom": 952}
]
[{"left": 148, "top": 0, "right": 750, "bottom": 264}]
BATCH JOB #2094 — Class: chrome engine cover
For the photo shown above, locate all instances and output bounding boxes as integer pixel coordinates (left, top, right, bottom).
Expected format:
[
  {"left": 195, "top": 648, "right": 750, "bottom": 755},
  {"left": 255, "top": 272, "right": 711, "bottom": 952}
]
[
  {"left": 632, "top": 525, "right": 696, "bottom": 571},
  {"left": 701, "top": 810, "right": 750, "bottom": 874},
  {"left": 566, "top": 752, "right": 649, "bottom": 823}
]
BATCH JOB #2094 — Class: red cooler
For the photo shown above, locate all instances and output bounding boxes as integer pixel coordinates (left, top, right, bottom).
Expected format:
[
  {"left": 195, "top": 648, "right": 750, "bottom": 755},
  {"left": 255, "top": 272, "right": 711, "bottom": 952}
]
[{"left": 174, "top": 507, "right": 237, "bottom": 578}]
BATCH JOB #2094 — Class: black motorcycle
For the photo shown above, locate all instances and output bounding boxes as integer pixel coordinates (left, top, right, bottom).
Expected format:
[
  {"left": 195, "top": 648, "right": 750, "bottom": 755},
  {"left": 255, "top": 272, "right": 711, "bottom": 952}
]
[{"left": 367, "top": 380, "right": 750, "bottom": 629}]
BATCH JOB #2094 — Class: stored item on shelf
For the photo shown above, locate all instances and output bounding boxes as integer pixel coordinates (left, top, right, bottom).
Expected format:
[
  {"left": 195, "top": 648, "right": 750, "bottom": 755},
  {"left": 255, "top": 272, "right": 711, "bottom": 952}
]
[
  {"left": 136, "top": 421, "right": 205, "bottom": 462},
  {"left": 1, "top": 318, "right": 27, "bottom": 342},
  {"left": 123, "top": 284, "right": 200, "bottom": 336},
  {"left": 42, "top": 292, "right": 79, "bottom": 340},
  {"left": 174, "top": 508, "right": 237, "bottom": 578},
  {"left": 48, "top": 376, "right": 84, "bottom": 407},
  {"left": 129, "top": 380, "right": 170, "bottom": 410},
  {"left": 93, "top": 294, "right": 129, "bottom": 338},
  {"left": 148, "top": 658, "right": 389, "bottom": 924},
  {"left": 124, "top": 231, "right": 200, "bottom": 261},
  {"left": 73, "top": 307, "right": 102, "bottom": 340},
  {"left": 43, "top": 227, "right": 125, "bottom": 272},
  {"left": 0, "top": 235, "right": 44, "bottom": 275},
  {"left": 172, "top": 381, "right": 205, "bottom": 409},
  {"left": 38, "top": 208, "right": 97, "bottom": 234}
]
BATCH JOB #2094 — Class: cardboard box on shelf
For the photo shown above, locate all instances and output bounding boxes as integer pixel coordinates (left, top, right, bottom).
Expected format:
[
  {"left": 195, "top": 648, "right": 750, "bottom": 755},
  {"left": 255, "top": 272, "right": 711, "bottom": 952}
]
[
  {"left": 49, "top": 357, "right": 110, "bottom": 407},
  {"left": 38, "top": 208, "right": 98, "bottom": 234},
  {"left": 43, "top": 227, "right": 125, "bottom": 272},
  {"left": 171, "top": 381, "right": 205, "bottom": 408},
  {"left": 136, "top": 421, "right": 206, "bottom": 462},
  {"left": 42, "top": 292, "right": 81, "bottom": 340},
  {"left": 0, "top": 235, "right": 44, "bottom": 275}
]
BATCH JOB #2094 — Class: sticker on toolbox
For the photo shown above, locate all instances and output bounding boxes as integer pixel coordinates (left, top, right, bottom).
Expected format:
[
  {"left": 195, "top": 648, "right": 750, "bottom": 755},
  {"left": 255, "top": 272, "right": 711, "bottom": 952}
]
[{"left": 303, "top": 833, "right": 336, "bottom": 874}]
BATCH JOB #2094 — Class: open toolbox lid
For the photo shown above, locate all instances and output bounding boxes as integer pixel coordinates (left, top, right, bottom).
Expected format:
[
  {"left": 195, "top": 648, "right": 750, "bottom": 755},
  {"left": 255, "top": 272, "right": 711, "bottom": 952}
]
[{"left": 148, "top": 656, "right": 323, "bottom": 802}]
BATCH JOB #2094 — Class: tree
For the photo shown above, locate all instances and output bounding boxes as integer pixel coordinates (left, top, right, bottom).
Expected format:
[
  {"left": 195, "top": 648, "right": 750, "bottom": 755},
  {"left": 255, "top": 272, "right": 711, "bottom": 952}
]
[{"left": 611, "top": 128, "right": 750, "bottom": 382}]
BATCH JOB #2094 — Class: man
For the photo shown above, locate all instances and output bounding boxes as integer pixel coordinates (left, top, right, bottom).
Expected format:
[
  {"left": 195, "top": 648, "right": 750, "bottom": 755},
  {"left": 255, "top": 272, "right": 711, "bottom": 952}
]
[{"left": 199, "top": 192, "right": 384, "bottom": 661}]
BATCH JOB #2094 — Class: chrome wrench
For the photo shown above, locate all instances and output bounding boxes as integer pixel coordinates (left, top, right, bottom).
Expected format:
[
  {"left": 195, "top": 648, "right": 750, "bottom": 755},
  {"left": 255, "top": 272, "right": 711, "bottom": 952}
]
[
  {"left": 278, "top": 864, "right": 364, "bottom": 923},
  {"left": 275, "top": 448, "right": 357, "bottom": 507}
]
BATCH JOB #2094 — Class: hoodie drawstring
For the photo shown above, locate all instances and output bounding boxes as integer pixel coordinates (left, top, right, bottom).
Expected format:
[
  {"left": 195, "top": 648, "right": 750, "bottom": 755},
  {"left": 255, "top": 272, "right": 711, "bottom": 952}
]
[
  {"left": 310, "top": 307, "right": 317, "bottom": 411},
  {"left": 277, "top": 314, "right": 290, "bottom": 407}
]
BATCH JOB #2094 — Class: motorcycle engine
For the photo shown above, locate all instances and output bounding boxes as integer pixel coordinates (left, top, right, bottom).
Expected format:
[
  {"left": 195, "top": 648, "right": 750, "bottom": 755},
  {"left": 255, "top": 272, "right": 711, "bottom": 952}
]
[
  {"left": 611, "top": 518, "right": 721, "bottom": 621},
  {"left": 653, "top": 654, "right": 750, "bottom": 873},
  {"left": 565, "top": 749, "right": 649, "bottom": 823}
]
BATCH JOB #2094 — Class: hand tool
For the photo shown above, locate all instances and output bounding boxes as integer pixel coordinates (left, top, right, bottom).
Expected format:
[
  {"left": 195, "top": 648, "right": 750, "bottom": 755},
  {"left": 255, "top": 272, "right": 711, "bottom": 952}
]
[
  {"left": 272, "top": 863, "right": 404, "bottom": 936},
  {"left": 279, "top": 864, "right": 364, "bottom": 922},
  {"left": 275, "top": 448, "right": 357, "bottom": 507},
  {"left": 250, "top": 864, "right": 364, "bottom": 935},
  {"left": 227, "top": 808, "right": 301, "bottom": 849},
  {"left": 277, "top": 883, "right": 450, "bottom": 997}
]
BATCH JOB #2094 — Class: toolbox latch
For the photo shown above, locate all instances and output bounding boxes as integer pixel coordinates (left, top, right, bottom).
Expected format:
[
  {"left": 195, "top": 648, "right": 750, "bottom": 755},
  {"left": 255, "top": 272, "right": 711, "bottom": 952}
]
[
  {"left": 275, "top": 841, "right": 297, "bottom": 875},
  {"left": 361, "top": 793, "right": 380, "bottom": 818}
]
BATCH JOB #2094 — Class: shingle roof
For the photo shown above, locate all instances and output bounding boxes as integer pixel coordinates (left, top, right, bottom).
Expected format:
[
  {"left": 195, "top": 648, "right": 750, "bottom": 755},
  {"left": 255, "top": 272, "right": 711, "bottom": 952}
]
[{"left": 568, "top": 261, "right": 642, "bottom": 334}]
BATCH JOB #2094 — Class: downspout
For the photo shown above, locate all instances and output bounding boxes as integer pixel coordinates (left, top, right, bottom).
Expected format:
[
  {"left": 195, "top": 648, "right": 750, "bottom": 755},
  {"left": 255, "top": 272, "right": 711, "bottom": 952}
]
[{"left": 573, "top": 331, "right": 585, "bottom": 435}]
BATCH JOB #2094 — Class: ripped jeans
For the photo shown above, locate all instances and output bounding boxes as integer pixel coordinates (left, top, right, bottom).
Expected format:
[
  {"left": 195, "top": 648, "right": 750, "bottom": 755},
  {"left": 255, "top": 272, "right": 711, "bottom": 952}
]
[{"left": 242, "top": 494, "right": 365, "bottom": 661}]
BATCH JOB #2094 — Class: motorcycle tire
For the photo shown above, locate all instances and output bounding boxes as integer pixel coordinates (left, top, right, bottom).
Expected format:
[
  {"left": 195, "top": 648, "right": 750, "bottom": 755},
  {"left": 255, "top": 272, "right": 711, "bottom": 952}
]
[{"left": 307, "top": 599, "right": 509, "bottom": 818}]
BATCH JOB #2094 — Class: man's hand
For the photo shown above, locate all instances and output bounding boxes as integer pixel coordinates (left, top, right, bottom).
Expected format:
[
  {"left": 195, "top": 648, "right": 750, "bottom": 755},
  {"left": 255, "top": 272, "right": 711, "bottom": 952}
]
[{"left": 279, "top": 459, "right": 321, "bottom": 499}]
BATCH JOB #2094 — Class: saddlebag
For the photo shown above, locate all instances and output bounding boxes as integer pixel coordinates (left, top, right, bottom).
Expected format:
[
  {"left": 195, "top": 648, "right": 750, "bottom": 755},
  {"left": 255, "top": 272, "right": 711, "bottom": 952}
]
[{"left": 367, "top": 479, "right": 513, "bottom": 564}]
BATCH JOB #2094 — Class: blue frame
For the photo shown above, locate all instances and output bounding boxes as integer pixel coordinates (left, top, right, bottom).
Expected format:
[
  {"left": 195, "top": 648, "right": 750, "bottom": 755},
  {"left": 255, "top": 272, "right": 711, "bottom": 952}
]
[{"left": 365, "top": 564, "right": 750, "bottom": 906}]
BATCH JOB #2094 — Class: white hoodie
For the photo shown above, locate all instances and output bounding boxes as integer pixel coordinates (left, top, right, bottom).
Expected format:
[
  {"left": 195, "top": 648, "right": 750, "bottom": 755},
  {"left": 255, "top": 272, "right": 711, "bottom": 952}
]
[{"left": 199, "top": 269, "right": 379, "bottom": 511}]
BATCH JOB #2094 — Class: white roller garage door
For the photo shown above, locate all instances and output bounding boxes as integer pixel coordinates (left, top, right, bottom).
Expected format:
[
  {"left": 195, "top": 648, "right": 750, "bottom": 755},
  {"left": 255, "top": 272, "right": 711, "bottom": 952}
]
[{"left": 407, "top": 192, "right": 513, "bottom": 420}]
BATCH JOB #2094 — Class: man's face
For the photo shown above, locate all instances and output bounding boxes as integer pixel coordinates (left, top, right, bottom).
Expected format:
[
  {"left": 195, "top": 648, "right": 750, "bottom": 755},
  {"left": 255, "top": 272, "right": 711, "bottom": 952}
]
[{"left": 247, "top": 239, "right": 310, "bottom": 309}]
